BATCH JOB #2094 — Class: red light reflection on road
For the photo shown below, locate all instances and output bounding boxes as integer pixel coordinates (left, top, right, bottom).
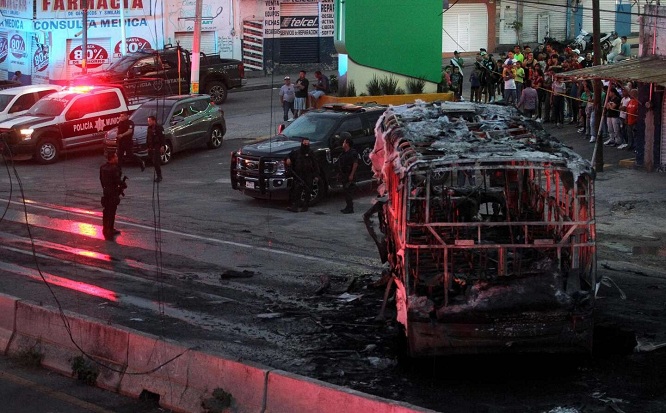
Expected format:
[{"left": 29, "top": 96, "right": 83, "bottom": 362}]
[
  {"left": 25, "top": 215, "right": 106, "bottom": 240},
  {"left": 44, "top": 273, "right": 118, "bottom": 302},
  {"left": 74, "top": 222, "right": 99, "bottom": 237},
  {"left": 72, "top": 248, "right": 111, "bottom": 261}
]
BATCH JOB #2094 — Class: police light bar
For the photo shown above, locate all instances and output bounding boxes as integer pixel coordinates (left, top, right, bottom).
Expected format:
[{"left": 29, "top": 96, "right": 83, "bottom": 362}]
[{"left": 67, "top": 86, "right": 95, "bottom": 93}]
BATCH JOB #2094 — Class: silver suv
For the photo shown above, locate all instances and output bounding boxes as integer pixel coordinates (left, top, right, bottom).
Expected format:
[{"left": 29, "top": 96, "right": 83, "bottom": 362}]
[{"left": 104, "top": 94, "right": 226, "bottom": 164}]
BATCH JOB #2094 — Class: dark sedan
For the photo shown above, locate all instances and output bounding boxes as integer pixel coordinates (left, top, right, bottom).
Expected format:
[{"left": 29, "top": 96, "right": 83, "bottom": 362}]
[{"left": 104, "top": 94, "right": 226, "bottom": 164}]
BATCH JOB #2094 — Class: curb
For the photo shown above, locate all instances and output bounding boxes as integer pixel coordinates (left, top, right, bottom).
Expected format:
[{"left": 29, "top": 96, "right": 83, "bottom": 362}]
[{"left": 2, "top": 295, "right": 438, "bottom": 413}]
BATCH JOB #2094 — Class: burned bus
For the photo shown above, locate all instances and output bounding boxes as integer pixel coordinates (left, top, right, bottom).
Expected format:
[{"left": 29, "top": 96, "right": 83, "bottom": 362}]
[{"left": 365, "top": 102, "right": 597, "bottom": 357}]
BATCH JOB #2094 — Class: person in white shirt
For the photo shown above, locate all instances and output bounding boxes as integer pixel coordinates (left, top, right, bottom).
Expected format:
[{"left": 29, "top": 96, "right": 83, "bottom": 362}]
[
  {"left": 279, "top": 76, "right": 296, "bottom": 121},
  {"left": 606, "top": 36, "right": 622, "bottom": 63},
  {"left": 617, "top": 87, "right": 631, "bottom": 149}
]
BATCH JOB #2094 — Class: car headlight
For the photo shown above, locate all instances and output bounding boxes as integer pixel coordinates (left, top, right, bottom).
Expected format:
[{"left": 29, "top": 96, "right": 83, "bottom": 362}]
[
  {"left": 276, "top": 160, "right": 286, "bottom": 175},
  {"left": 19, "top": 129, "right": 33, "bottom": 141},
  {"left": 261, "top": 159, "right": 286, "bottom": 175}
]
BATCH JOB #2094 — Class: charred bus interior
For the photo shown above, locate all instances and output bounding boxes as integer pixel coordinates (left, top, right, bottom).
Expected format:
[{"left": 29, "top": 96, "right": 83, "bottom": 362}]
[{"left": 366, "top": 102, "right": 597, "bottom": 356}]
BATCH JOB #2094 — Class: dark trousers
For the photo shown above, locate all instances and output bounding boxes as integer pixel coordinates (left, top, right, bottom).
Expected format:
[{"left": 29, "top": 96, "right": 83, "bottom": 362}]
[
  {"left": 483, "top": 82, "right": 495, "bottom": 102},
  {"left": 569, "top": 98, "right": 579, "bottom": 123},
  {"left": 150, "top": 148, "right": 162, "bottom": 178},
  {"left": 290, "top": 182, "right": 309, "bottom": 208},
  {"left": 289, "top": 176, "right": 312, "bottom": 208},
  {"left": 343, "top": 181, "right": 356, "bottom": 209},
  {"left": 282, "top": 101, "right": 295, "bottom": 121},
  {"left": 541, "top": 90, "right": 552, "bottom": 121},
  {"left": 101, "top": 194, "right": 119, "bottom": 236},
  {"left": 553, "top": 95, "right": 565, "bottom": 124},
  {"left": 117, "top": 138, "right": 142, "bottom": 169}
]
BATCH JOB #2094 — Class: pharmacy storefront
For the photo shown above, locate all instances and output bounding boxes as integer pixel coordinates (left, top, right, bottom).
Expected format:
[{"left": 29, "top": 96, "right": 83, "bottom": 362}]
[{"left": 0, "top": 0, "right": 161, "bottom": 84}]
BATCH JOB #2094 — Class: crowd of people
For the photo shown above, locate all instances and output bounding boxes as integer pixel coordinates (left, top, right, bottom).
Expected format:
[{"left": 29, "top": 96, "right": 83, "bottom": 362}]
[{"left": 440, "top": 43, "right": 639, "bottom": 151}]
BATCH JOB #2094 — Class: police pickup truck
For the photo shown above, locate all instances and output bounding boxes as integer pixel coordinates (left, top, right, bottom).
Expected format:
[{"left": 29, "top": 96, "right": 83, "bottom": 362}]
[
  {"left": 230, "top": 104, "right": 385, "bottom": 204},
  {"left": 74, "top": 46, "right": 245, "bottom": 104},
  {"left": 0, "top": 86, "right": 136, "bottom": 164}
]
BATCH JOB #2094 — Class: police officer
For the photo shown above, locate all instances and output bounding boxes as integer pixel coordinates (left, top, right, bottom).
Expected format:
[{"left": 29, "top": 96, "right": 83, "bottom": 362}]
[
  {"left": 99, "top": 152, "right": 125, "bottom": 240},
  {"left": 286, "top": 137, "right": 320, "bottom": 212},
  {"left": 146, "top": 115, "right": 165, "bottom": 182},
  {"left": 116, "top": 111, "right": 145, "bottom": 171},
  {"left": 338, "top": 133, "right": 358, "bottom": 214}
]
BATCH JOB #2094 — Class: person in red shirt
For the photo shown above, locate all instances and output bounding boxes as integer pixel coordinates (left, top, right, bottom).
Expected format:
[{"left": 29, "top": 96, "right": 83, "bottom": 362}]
[{"left": 625, "top": 89, "right": 640, "bottom": 151}]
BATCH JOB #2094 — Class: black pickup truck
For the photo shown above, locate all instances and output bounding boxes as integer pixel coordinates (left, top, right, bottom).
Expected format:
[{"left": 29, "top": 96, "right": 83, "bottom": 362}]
[
  {"left": 74, "top": 46, "right": 245, "bottom": 104},
  {"left": 231, "top": 104, "right": 386, "bottom": 205}
]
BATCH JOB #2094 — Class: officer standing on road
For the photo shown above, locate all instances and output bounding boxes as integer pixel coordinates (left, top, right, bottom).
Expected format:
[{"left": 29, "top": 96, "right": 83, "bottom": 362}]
[
  {"left": 286, "top": 137, "right": 320, "bottom": 212},
  {"left": 116, "top": 112, "right": 145, "bottom": 172},
  {"left": 146, "top": 115, "right": 165, "bottom": 183},
  {"left": 338, "top": 133, "right": 358, "bottom": 214},
  {"left": 99, "top": 152, "right": 125, "bottom": 241}
]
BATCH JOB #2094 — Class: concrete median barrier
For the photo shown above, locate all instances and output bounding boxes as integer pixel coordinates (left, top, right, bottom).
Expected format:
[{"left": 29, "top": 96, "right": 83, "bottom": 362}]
[
  {"left": 120, "top": 333, "right": 269, "bottom": 413},
  {"left": 0, "top": 293, "right": 17, "bottom": 353},
  {"left": 5, "top": 297, "right": 437, "bottom": 413},
  {"left": 6, "top": 300, "right": 129, "bottom": 391},
  {"left": 266, "top": 370, "right": 438, "bottom": 413}
]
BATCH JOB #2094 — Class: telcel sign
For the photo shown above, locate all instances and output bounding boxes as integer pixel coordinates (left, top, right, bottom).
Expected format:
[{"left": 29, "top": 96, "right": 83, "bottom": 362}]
[{"left": 281, "top": 16, "right": 318, "bottom": 28}]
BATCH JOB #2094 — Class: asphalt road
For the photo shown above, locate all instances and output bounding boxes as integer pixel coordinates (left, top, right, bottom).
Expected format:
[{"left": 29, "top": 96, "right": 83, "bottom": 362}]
[
  {"left": 1, "top": 87, "right": 665, "bottom": 413},
  {"left": 0, "top": 355, "right": 163, "bottom": 413}
]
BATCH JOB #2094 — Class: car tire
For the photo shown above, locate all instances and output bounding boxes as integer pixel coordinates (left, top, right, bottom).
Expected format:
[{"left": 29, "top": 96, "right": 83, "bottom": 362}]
[
  {"left": 34, "top": 137, "right": 59, "bottom": 164},
  {"left": 206, "top": 126, "right": 224, "bottom": 149},
  {"left": 160, "top": 141, "right": 173, "bottom": 165},
  {"left": 205, "top": 81, "right": 228, "bottom": 104}
]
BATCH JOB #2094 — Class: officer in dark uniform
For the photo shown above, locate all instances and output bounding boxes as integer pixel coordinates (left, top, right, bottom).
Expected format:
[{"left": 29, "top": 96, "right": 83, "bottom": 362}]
[
  {"left": 338, "top": 133, "right": 358, "bottom": 214},
  {"left": 99, "top": 152, "right": 126, "bottom": 240},
  {"left": 286, "top": 137, "right": 320, "bottom": 212},
  {"left": 146, "top": 115, "right": 165, "bottom": 182},
  {"left": 116, "top": 112, "right": 145, "bottom": 171}
]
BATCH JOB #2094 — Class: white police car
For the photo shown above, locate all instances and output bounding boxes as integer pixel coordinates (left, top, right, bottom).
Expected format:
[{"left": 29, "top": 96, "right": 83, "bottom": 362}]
[
  {"left": 0, "top": 85, "right": 63, "bottom": 122},
  {"left": 0, "top": 86, "right": 135, "bottom": 164}
]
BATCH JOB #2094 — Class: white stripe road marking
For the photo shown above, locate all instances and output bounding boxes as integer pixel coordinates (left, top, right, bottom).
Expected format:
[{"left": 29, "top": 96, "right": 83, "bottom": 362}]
[{"left": 0, "top": 197, "right": 378, "bottom": 270}]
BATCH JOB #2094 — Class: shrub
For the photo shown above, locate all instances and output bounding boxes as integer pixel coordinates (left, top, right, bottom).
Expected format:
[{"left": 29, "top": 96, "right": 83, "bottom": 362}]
[
  {"left": 71, "top": 355, "right": 99, "bottom": 386},
  {"left": 379, "top": 75, "right": 399, "bottom": 95},
  {"left": 406, "top": 77, "right": 426, "bottom": 94},
  {"left": 347, "top": 81, "right": 357, "bottom": 97},
  {"left": 366, "top": 75, "right": 381, "bottom": 96}
]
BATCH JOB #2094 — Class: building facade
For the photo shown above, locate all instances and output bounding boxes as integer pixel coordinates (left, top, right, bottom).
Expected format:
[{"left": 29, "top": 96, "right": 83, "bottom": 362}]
[{"left": 0, "top": 0, "right": 338, "bottom": 84}]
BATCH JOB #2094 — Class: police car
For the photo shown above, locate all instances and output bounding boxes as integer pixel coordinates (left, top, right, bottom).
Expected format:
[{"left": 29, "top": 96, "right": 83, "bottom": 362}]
[
  {"left": 0, "top": 85, "right": 64, "bottom": 122},
  {"left": 0, "top": 86, "right": 135, "bottom": 164}
]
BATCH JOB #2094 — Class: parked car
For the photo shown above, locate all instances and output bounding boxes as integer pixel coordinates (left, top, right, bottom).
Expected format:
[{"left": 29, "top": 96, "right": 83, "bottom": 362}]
[
  {"left": 230, "top": 103, "right": 385, "bottom": 205},
  {"left": 0, "top": 85, "right": 63, "bottom": 121},
  {"left": 75, "top": 45, "right": 246, "bottom": 104},
  {"left": 104, "top": 94, "right": 226, "bottom": 165},
  {"left": 0, "top": 86, "right": 135, "bottom": 163}
]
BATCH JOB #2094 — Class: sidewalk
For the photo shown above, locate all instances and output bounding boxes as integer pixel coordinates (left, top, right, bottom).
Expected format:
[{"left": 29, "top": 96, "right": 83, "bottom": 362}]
[{"left": 232, "top": 71, "right": 311, "bottom": 93}]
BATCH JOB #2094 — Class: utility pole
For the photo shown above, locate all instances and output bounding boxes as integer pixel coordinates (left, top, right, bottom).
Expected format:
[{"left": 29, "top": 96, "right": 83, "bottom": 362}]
[
  {"left": 591, "top": 0, "right": 603, "bottom": 171},
  {"left": 120, "top": 0, "right": 126, "bottom": 56},
  {"left": 190, "top": 0, "right": 203, "bottom": 94},
  {"left": 82, "top": 0, "right": 88, "bottom": 75}
]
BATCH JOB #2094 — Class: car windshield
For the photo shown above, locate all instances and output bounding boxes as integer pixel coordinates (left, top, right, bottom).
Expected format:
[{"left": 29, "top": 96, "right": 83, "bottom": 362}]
[
  {"left": 26, "top": 97, "right": 68, "bottom": 116},
  {"left": 0, "top": 94, "right": 16, "bottom": 112},
  {"left": 107, "top": 56, "right": 144, "bottom": 73},
  {"left": 281, "top": 114, "right": 338, "bottom": 142},
  {"left": 130, "top": 103, "right": 172, "bottom": 125}
]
